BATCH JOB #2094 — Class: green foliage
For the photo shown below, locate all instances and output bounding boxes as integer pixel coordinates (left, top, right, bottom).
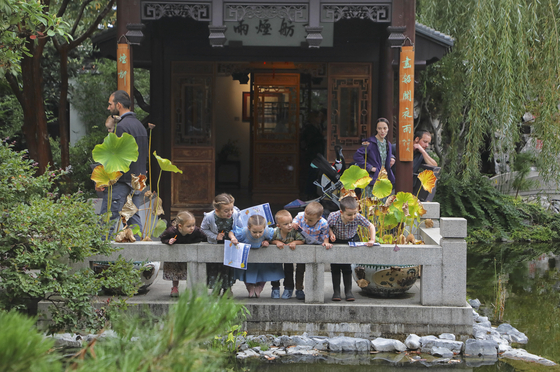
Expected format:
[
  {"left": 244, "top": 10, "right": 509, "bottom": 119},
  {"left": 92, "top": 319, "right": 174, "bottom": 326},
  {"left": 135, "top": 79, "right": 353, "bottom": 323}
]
[
  {"left": 92, "top": 132, "right": 139, "bottom": 173},
  {"left": 340, "top": 164, "right": 371, "bottom": 190},
  {"left": 0, "top": 83, "right": 24, "bottom": 139},
  {"left": 70, "top": 287, "right": 247, "bottom": 372},
  {"left": 417, "top": 0, "right": 560, "bottom": 183},
  {"left": 0, "top": 141, "right": 138, "bottom": 333},
  {"left": 50, "top": 130, "right": 107, "bottom": 197},
  {"left": 510, "top": 225, "right": 557, "bottom": 243},
  {"left": 511, "top": 152, "right": 537, "bottom": 197},
  {"left": 214, "top": 324, "right": 247, "bottom": 352},
  {"left": 0, "top": 0, "right": 69, "bottom": 75},
  {"left": 96, "top": 256, "right": 144, "bottom": 297},
  {"left": 436, "top": 174, "right": 524, "bottom": 240},
  {"left": 437, "top": 173, "right": 560, "bottom": 243},
  {"left": 0, "top": 311, "right": 62, "bottom": 372},
  {"left": 71, "top": 59, "right": 150, "bottom": 131}
]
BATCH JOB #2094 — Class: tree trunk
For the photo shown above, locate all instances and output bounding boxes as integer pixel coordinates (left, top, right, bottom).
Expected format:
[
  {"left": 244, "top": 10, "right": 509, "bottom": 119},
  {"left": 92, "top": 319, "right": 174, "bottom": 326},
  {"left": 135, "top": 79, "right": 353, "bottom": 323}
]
[
  {"left": 58, "top": 46, "right": 70, "bottom": 169},
  {"left": 19, "top": 38, "right": 53, "bottom": 174}
]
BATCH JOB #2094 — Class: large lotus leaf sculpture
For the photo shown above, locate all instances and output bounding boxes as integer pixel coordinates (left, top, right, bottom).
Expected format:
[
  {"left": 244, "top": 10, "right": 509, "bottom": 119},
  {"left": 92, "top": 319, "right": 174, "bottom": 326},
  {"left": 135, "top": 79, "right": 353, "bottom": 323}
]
[
  {"left": 90, "top": 164, "right": 122, "bottom": 188},
  {"left": 340, "top": 165, "right": 371, "bottom": 190},
  {"left": 92, "top": 132, "right": 139, "bottom": 173},
  {"left": 153, "top": 151, "right": 183, "bottom": 173}
]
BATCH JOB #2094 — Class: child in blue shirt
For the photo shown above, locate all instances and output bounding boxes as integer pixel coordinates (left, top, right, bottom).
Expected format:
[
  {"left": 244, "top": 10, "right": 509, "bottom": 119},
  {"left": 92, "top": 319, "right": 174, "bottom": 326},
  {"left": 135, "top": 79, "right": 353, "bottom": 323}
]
[{"left": 233, "top": 215, "right": 284, "bottom": 298}]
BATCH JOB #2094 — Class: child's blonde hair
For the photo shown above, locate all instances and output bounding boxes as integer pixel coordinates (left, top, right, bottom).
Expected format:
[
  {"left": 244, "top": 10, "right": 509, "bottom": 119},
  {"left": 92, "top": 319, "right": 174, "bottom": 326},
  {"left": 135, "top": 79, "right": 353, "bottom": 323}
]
[
  {"left": 305, "top": 201, "right": 323, "bottom": 217},
  {"left": 275, "top": 209, "right": 292, "bottom": 221},
  {"left": 173, "top": 211, "right": 195, "bottom": 227},
  {"left": 248, "top": 214, "right": 266, "bottom": 228},
  {"left": 105, "top": 115, "right": 118, "bottom": 133},
  {"left": 213, "top": 193, "right": 235, "bottom": 210}
]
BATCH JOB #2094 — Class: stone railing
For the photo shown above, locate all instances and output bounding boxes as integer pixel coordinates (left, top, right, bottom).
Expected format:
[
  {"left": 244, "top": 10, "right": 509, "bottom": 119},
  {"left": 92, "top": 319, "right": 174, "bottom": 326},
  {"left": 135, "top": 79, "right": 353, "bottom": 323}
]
[{"left": 73, "top": 202, "right": 467, "bottom": 306}]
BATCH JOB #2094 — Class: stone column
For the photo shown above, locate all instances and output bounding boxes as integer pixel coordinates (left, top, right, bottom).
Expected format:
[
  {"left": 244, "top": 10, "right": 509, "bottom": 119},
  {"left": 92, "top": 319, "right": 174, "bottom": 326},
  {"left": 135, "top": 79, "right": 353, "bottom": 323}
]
[
  {"left": 440, "top": 217, "right": 468, "bottom": 306},
  {"left": 304, "top": 263, "right": 325, "bottom": 303}
]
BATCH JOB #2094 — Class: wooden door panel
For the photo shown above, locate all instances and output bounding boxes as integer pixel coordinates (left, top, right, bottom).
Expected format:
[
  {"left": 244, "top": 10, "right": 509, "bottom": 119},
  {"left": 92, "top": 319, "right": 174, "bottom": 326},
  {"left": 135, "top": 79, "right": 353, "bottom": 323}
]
[
  {"left": 172, "top": 162, "right": 214, "bottom": 206},
  {"left": 252, "top": 73, "right": 300, "bottom": 200},
  {"left": 170, "top": 62, "right": 215, "bottom": 214}
]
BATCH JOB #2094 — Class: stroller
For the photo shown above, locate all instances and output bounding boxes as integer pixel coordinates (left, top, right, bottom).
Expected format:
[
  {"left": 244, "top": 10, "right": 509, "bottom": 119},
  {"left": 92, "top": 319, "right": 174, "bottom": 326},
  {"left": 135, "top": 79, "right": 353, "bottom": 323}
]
[{"left": 285, "top": 146, "right": 346, "bottom": 216}]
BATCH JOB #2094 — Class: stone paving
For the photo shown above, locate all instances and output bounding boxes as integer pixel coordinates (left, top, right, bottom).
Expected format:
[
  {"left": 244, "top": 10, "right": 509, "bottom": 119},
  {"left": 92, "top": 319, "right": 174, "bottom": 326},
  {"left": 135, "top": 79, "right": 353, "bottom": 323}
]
[{"left": 124, "top": 270, "right": 421, "bottom": 306}]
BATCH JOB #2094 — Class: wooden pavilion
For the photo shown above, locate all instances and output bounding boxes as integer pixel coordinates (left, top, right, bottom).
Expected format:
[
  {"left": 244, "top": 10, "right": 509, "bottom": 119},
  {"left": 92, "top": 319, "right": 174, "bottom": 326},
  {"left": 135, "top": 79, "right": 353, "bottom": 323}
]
[{"left": 93, "top": 0, "right": 453, "bottom": 218}]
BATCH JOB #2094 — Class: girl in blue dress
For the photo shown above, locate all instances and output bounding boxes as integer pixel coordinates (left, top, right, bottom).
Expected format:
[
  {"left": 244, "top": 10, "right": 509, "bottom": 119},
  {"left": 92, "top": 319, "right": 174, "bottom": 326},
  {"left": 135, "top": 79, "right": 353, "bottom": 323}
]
[{"left": 234, "top": 215, "right": 284, "bottom": 298}]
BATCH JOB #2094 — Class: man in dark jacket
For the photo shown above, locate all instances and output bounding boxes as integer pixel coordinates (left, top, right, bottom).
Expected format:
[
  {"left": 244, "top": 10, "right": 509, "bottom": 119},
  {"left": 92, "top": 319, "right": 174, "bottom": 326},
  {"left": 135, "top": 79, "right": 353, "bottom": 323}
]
[{"left": 98, "top": 90, "right": 148, "bottom": 236}]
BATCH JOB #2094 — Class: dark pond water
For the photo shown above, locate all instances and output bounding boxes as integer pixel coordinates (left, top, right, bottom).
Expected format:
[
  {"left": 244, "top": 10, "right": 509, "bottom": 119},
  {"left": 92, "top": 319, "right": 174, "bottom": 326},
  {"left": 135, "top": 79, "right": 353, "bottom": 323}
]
[{"left": 249, "top": 242, "right": 560, "bottom": 371}]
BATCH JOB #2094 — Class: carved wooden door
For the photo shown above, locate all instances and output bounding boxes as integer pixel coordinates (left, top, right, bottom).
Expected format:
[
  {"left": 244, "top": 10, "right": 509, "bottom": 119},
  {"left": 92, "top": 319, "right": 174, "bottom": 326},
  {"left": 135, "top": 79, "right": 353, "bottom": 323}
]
[
  {"left": 170, "top": 62, "right": 215, "bottom": 216},
  {"left": 252, "top": 73, "right": 300, "bottom": 202},
  {"left": 327, "top": 63, "right": 372, "bottom": 162}
]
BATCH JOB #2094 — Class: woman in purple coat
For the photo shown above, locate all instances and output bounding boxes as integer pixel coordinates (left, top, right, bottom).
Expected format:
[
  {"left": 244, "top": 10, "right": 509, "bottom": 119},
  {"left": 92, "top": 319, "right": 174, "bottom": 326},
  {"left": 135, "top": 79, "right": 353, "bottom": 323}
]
[{"left": 353, "top": 118, "right": 395, "bottom": 196}]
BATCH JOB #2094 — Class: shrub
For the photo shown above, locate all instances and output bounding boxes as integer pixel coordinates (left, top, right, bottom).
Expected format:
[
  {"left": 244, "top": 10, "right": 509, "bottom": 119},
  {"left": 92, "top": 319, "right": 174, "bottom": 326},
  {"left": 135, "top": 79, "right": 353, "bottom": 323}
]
[
  {"left": 70, "top": 287, "right": 247, "bottom": 372},
  {"left": 0, "top": 310, "right": 61, "bottom": 372},
  {"left": 0, "top": 141, "right": 139, "bottom": 333}
]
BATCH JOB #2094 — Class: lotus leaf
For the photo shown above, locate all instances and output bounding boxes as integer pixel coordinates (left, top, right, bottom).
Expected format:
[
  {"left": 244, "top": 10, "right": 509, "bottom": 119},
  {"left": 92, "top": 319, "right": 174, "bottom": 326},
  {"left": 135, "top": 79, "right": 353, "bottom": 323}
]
[
  {"left": 340, "top": 165, "right": 371, "bottom": 190},
  {"left": 372, "top": 178, "right": 392, "bottom": 199},
  {"left": 153, "top": 219, "right": 168, "bottom": 238},
  {"left": 152, "top": 197, "right": 164, "bottom": 216},
  {"left": 379, "top": 210, "right": 398, "bottom": 228},
  {"left": 131, "top": 174, "right": 147, "bottom": 192},
  {"left": 153, "top": 151, "right": 183, "bottom": 173},
  {"left": 92, "top": 132, "right": 139, "bottom": 173},
  {"left": 377, "top": 167, "right": 388, "bottom": 180},
  {"left": 120, "top": 195, "right": 139, "bottom": 222},
  {"left": 114, "top": 227, "right": 136, "bottom": 242},
  {"left": 417, "top": 169, "right": 437, "bottom": 193},
  {"left": 393, "top": 192, "right": 418, "bottom": 210},
  {"left": 90, "top": 165, "right": 122, "bottom": 188},
  {"left": 130, "top": 224, "right": 142, "bottom": 238}
]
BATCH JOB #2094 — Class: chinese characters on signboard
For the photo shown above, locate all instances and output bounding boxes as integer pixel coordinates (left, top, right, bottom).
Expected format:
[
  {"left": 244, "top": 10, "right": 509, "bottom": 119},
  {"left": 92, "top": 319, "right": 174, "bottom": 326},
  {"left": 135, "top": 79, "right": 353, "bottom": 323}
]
[
  {"left": 224, "top": 18, "right": 333, "bottom": 47},
  {"left": 117, "top": 43, "right": 132, "bottom": 99},
  {"left": 398, "top": 46, "right": 415, "bottom": 161}
]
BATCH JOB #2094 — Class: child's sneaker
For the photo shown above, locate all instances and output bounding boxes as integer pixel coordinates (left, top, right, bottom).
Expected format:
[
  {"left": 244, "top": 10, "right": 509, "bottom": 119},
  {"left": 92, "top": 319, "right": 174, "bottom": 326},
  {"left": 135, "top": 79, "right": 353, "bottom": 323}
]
[
  {"left": 281, "top": 289, "right": 293, "bottom": 299},
  {"left": 271, "top": 287, "right": 280, "bottom": 299},
  {"left": 295, "top": 290, "right": 305, "bottom": 300},
  {"left": 170, "top": 286, "right": 179, "bottom": 297}
]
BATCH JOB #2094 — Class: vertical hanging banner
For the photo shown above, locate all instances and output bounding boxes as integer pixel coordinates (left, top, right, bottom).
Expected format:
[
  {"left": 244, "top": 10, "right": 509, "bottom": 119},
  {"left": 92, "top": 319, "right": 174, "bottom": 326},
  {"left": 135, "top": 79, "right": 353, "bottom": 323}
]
[
  {"left": 117, "top": 43, "right": 132, "bottom": 99},
  {"left": 398, "top": 45, "right": 415, "bottom": 161}
]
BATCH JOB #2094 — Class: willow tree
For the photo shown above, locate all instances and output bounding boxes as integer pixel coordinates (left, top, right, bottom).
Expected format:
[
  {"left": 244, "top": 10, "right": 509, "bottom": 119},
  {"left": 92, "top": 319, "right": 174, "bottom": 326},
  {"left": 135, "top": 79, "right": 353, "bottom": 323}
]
[{"left": 416, "top": 0, "right": 560, "bottom": 182}]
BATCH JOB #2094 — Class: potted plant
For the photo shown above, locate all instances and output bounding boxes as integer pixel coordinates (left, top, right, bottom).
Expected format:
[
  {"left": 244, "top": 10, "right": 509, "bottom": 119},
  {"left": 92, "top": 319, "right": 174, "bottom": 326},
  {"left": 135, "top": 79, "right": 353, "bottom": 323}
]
[{"left": 339, "top": 165, "right": 437, "bottom": 297}]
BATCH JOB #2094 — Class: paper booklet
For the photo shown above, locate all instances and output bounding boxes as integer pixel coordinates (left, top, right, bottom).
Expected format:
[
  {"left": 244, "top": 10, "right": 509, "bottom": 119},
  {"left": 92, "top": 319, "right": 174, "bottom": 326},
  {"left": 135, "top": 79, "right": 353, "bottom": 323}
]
[
  {"left": 236, "top": 203, "right": 275, "bottom": 228},
  {"left": 348, "top": 241, "right": 381, "bottom": 247},
  {"left": 223, "top": 240, "right": 251, "bottom": 270}
]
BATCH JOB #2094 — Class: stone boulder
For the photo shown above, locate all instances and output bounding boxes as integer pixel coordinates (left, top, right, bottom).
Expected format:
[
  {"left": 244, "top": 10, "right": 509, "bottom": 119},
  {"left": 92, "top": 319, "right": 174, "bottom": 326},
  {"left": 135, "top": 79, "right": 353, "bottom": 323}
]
[
  {"left": 439, "top": 333, "right": 456, "bottom": 341},
  {"left": 329, "top": 336, "right": 371, "bottom": 352},
  {"left": 431, "top": 346, "right": 454, "bottom": 358},
  {"left": 372, "top": 337, "right": 406, "bottom": 352},
  {"left": 405, "top": 334, "right": 421, "bottom": 350},
  {"left": 496, "top": 323, "right": 528, "bottom": 344},
  {"left": 463, "top": 339, "right": 498, "bottom": 358},
  {"left": 469, "top": 298, "right": 481, "bottom": 309},
  {"left": 501, "top": 348, "right": 556, "bottom": 366},
  {"left": 291, "top": 335, "right": 316, "bottom": 347}
]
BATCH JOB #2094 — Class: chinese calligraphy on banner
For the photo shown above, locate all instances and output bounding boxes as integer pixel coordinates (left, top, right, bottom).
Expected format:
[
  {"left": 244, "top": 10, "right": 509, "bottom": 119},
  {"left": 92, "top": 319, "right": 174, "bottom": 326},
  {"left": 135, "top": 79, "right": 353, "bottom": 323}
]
[
  {"left": 398, "top": 46, "right": 415, "bottom": 161},
  {"left": 117, "top": 43, "right": 132, "bottom": 99}
]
